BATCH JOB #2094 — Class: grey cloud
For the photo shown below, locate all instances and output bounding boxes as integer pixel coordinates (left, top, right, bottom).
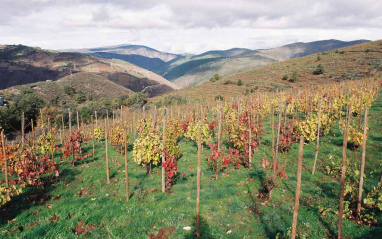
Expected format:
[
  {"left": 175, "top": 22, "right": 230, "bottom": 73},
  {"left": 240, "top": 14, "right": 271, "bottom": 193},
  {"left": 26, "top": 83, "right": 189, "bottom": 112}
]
[
  {"left": 0, "top": 0, "right": 381, "bottom": 53},
  {"left": 92, "top": 7, "right": 111, "bottom": 22},
  {"left": 1, "top": 0, "right": 381, "bottom": 29}
]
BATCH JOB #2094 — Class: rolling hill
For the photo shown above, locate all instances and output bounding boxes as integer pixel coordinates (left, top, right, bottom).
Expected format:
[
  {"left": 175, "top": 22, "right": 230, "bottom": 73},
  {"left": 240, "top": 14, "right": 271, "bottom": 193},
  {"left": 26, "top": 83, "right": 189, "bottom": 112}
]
[
  {"left": 170, "top": 39, "right": 370, "bottom": 87},
  {"left": 0, "top": 44, "right": 178, "bottom": 97},
  {"left": 62, "top": 44, "right": 179, "bottom": 73},
  {"left": 64, "top": 40, "right": 370, "bottom": 88},
  {"left": 149, "top": 39, "right": 382, "bottom": 104}
]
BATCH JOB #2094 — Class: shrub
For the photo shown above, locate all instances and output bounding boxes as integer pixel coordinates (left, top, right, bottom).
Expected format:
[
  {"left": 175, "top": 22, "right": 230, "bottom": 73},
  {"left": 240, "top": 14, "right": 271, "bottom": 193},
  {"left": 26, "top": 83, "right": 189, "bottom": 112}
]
[
  {"left": 313, "top": 64, "right": 325, "bottom": 75},
  {"left": 317, "top": 54, "right": 321, "bottom": 61},
  {"left": 282, "top": 74, "right": 288, "bottom": 81},
  {"left": 75, "top": 91, "right": 86, "bottom": 104},
  {"left": 215, "top": 95, "right": 224, "bottom": 101},
  {"left": 237, "top": 80, "right": 243, "bottom": 86},
  {"left": 289, "top": 71, "right": 298, "bottom": 82},
  {"left": 210, "top": 73, "right": 221, "bottom": 82},
  {"left": 365, "top": 48, "right": 370, "bottom": 52},
  {"left": 64, "top": 86, "right": 75, "bottom": 95},
  {"left": 224, "top": 80, "right": 233, "bottom": 85},
  {"left": 163, "top": 95, "right": 188, "bottom": 106},
  {"left": 123, "top": 93, "right": 147, "bottom": 109},
  {"left": 0, "top": 92, "right": 45, "bottom": 134}
]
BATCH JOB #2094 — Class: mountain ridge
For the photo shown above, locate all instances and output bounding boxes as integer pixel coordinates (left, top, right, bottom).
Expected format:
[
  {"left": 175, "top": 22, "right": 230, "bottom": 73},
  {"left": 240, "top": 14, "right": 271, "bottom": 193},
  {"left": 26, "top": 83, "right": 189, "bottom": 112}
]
[
  {"left": 0, "top": 44, "right": 178, "bottom": 96},
  {"left": 62, "top": 39, "right": 370, "bottom": 88}
]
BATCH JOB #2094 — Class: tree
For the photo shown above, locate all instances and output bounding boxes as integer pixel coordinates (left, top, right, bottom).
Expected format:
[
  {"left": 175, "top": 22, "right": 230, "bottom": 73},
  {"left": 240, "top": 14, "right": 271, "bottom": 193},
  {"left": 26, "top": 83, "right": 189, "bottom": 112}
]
[
  {"left": 313, "top": 64, "right": 325, "bottom": 75},
  {"left": 289, "top": 71, "right": 298, "bottom": 82},
  {"left": 210, "top": 74, "right": 221, "bottom": 82},
  {"left": 215, "top": 95, "right": 224, "bottom": 101},
  {"left": 123, "top": 93, "right": 147, "bottom": 109},
  {"left": 75, "top": 91, "right": 86, "bottom": 104},
  {"left": 64, "top": 86, "right": 75, "bottom": 95},
  {"left": 0, "top": 92, "right": 45, "bottom": 134}
]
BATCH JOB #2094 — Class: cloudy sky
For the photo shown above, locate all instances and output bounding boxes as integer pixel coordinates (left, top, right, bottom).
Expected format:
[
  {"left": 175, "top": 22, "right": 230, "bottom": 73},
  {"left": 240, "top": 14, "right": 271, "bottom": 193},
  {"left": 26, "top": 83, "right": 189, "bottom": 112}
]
[{"left": 0, "top": 0, "right": 381, "bottom": 54}]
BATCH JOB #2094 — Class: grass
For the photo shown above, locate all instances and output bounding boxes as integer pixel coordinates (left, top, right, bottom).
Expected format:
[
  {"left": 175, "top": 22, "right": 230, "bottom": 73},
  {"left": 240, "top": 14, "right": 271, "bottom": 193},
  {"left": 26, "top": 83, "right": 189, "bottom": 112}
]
[{"left": 1, "top": 92, "right": 382, "bottom": 238}]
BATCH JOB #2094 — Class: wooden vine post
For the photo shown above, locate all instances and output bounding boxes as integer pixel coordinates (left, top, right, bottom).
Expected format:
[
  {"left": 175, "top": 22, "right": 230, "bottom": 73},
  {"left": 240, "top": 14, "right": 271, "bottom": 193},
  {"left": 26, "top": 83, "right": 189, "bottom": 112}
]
[
  {"left": 312, "top": 98, "right": 323, "bottom": 175},
  {"left": 274, "top": 103, "right": 282, "bottom": 169},
  {"left": 357, "top": 107, "right": 368, "bottom": 218},
  {"left": 358, "top": 94, "right": 363, "bottom": 130},
  {"left": 120, "top": 105, "right": 123, "bottom": 121},
  {"left": 124, "top": 126, "right": 129, "bottom": 201},
  {"left": 133, "top": 111, "right": 136, "bottom": 137},
  {"left": 92, "top": 117, "right": 95, "bottom": 161},
  {"left": 76, "top": 111, "right": 80, "bottom": 131},
  {"left": 271, "top": 103, "right": 276, "bottom": 183},
  {"left": 248, "top": 102, "right": 252, "bottom": 168},
  {"left": 61, "top": 115, "right": 64, "bottom": 141},
  {"left": 59, "top": 128, "right": 63, "bottom": 145},
  {"left": 153, "top": 106, "right": 157, "bottom": 129},
  {"left": 21, "top": 112, "right": 25, "bottom": 149},
  {"left": 31, "top": 119, "right": 35, "bottom": 148},
  {"left": 105, "top": 119, "right": 110, "bottom": 184},
  {"left": 196, "top": 124, "right": 202, "bottom": 238},
  {"left": 291, "top": 136, "right": 305, "bottom": 239},
  {"left": 338, "top": 102, "right": 351, "bottom": 239},
  {"left": 283, "top": 100, "right": 288, "bottom": 132},
  {"left": 68, "top": 109, "right": 72, "bottom": 135},
  {"left": 217, "top": 104, "right": 222, "bottom": 152},
  {"left": 40, "top": 109, "right": 45, "bottom": 136},
  {"left": 95, "top": 111, "right": 98, "bottom": 128},
  {"left": 161, "top": 108, "right": 166, "bottom": 193},
  {"left": 112, "top": 110, "right": 115, "bottom": 126},
  {"left": 1, "top": 130, "right": 9, "bottom": 189}
]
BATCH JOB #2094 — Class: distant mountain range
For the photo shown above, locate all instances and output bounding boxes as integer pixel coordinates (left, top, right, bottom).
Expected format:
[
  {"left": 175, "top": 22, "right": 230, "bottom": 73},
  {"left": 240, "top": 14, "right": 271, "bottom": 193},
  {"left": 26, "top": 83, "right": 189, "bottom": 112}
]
[{"left": 62, "top": 39, "right": 370, "bottom": 88}]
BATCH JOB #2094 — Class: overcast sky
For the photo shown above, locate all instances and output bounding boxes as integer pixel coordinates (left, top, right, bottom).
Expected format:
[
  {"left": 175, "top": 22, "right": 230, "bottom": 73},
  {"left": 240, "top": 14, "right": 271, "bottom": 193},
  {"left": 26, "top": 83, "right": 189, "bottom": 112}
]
[{"left": 0, "top": 0, "right": 381, "bottom": 54}]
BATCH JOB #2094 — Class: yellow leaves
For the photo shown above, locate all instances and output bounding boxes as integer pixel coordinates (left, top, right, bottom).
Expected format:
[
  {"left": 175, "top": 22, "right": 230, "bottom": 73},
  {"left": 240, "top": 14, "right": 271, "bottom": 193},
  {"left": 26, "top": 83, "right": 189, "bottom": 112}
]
[
  {"left": 36, "top": 133, "right": 55, "bottom": 155},
  {"left": 133, "top": 121, "right": 162, "bottom": 166},
  {"left": 0, "top": 184, "right": 24, "bottom": 206},
  {"left": 109, "top": 125, "right": 128, "bottom": 146},
  {"left": 94, "top": 127, "right": 103, "bottom": 140},
  {"left": 296, "top": 113, "right": 334, "bottom": 142},
  {"left": 347, "top": 124, "right": 367, "bottom": 148},
  {"left": 184, "top": 121, "right": 211, "bottom": 144}
]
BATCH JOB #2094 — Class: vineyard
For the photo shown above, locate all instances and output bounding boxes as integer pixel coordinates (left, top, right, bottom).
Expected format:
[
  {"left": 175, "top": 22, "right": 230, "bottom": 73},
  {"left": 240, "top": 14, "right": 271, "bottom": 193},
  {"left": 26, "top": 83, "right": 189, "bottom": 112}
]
[{"left": 1, "top": 77, "right": 382, "bottom": 238}]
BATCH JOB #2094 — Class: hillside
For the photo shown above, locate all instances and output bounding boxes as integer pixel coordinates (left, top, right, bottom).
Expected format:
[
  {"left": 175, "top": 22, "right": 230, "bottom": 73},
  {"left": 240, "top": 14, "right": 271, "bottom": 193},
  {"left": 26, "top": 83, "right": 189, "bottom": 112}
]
[
  {"left": 62, "top": 44, "right": 179, "bottom": 71},
  {"left": 67, "top": 40, "right": 370, "bottom": 88},
  {"left": 1, "top": 72, "right": 132, "bottom": 106},
  {"left": 150, "top": 40, "right": 382, "bottom": 103},
  {"left": 256, "top": 39, "right": 370, "bottom": 61},
  {"left": 0, "top": 44, "right": 177, "bottom": 96},
  {"left": 90, "top": 52, "right": 166, "bottom": 72},
  {"left": 170, "top": 39, "right": 370, "bottom": 87}
]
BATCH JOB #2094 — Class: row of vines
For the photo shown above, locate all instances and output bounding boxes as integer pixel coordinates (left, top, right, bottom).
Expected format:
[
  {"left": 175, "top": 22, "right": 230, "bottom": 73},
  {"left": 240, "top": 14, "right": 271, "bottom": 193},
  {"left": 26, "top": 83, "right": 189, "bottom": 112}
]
[{"left": 1, "top": 78, "right": 381, "bottom": 238}]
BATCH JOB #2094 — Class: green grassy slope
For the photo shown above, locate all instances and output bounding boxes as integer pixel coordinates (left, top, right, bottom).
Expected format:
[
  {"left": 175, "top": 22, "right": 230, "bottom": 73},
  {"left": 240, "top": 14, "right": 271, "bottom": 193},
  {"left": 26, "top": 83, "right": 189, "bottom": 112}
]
[{"left": 1, "top": 91, "right": 381, "bottom": 238}]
